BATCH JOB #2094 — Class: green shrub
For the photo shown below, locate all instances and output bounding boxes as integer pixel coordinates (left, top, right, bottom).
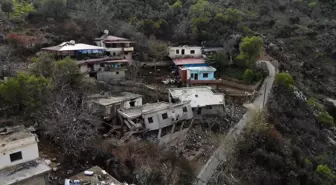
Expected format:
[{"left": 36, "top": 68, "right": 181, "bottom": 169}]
[
  {"left": 275, "top": 72, "right": 294, "bottom": 87},
  {"left": 308, "top": 1, "right": 318, "bottom": 8},
  {"left": 171, "top": 0, "right": 182, "bottom": 9},
  {"left": 10, "top": 0, "right": 36, "bottom": 19},
  {"left": 316, "top": 165, "right": 336, "bottom": 180},
  {"left": 243, "top": 68, "right": 254, "bottom": 84},
  {"left": 307, "top": 97, "right": 325, "bottom": 111},
  {"left": 317, "top": 111, "right": 334, "bottom": 128},
  {"left": 237, "top": 36, "right": 263, "bottom": 67},
  {"left": 242, "top": 68, "right": 266, "bottom": 84}
]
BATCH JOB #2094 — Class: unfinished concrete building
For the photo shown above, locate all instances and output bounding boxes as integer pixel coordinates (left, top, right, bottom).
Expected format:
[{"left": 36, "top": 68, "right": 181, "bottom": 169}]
[
  {"left": 117, "top": 101, "right": 193, "bottom": 142},
  {"left": 88, "top": 92, "right": 143, "bottom": 120},
  {"left": 0, "top": 125, "right": 51, "bottom": 185},
  {"left": 168, "top": 86, "right": 225, "bottom": 117}
]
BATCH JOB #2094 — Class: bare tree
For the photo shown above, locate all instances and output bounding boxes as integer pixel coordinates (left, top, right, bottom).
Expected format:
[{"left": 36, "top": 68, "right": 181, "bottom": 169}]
[
  {"left": 37, "top": 85, "right": 101, "bottom": 157},
  {"left": 0, "top": 45, "right": 15, "bottom": 78},
  {"left": 71, "top": 0, "right": 111, "bottom": 34},
  {"left": 147, "top": 36, "right": 168, "bottom": 100}
]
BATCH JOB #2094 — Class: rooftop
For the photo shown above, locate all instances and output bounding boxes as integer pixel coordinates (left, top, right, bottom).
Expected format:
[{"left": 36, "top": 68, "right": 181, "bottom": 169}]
[
  {"left": 95, "top": 35, "right": 134, "bottom": 43},
  {"left": 0, "top": 159, "right": 51, "bottom": 185},
  {"left": 42, "top": 41, "right": 105, "bottom": 52},
  {"left": 173, "top": 58, "right": 205, "bottom": 66},
  {"left": 169, "top": 86, "right": 225, "bottom": 107},
  {"left": 0, "top": 125, "right": 36, "bottom": 147},
  {"left": 118, "top": 102, "right": 171, "bottom": 118},
  {"left": 169, "top": 45, "right": 202, "bottom": 48},
  {"left": 93, "top": 92, "right": 142, "bottom": 106},
  {"left": 181, "top": 66, "right": 217, "bottom": 72},
  {"left": 69, "top": 166, "right": 124, "bottom": 185}
]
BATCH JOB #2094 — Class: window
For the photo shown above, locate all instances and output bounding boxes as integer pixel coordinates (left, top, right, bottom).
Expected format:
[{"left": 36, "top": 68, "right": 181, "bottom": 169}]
[
  {"left": 176, "top": 49, "right": 179, "bottom": 54},
  {"left": 190, "top": 50, "right": 195, "bottom": 54},
  {"left": 197, "top": 108, "right": 202, "bottom": 115},
  {"left": 100, "top": 63, "right": 105, "bottom": 67},
  {"left": 112, "top": 43, "right": 117, "bottom": 48},
  {"left": 116, "top": 72, "right": 119, "bottom": 75},
  {"left": 190, "top": 73, "right": 194, "bottom": 78},
  {"left": 129, "top": 101, "right": 135, "bottom": 107},
  {"left": 203, "top": 73, "right": 209, "bottom": 78},
  {"left": 148, "top": 117, "right": 153, "bottom": 124},
  {"left": 182, "top": 49, "right": 185, "bottom": 55},
  {"left": 162, "top": 113, "right": 168, "bottom": 120},
  {"left": 182, "top": 107, "right": 188, "bottom": 113},
  {"left": 10, "top": 151, "right": 22, "bottom": 162}
]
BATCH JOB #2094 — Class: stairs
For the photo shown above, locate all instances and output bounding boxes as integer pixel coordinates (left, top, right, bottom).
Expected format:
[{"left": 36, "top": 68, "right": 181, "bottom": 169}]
[{"left": 117, "top": 131, "right": 134, "bottom": 145}]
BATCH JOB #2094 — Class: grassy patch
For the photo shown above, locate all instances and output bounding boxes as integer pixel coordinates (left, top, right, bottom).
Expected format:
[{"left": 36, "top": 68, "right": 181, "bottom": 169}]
[{"left": 221, "top": 65, "right": 247, "bottom": 80}]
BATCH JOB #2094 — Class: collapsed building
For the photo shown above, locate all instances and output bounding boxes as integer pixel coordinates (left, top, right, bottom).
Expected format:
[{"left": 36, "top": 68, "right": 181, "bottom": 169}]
[
  {"left": 168, "top": 86, "right": 225, "bottom": 117},
  {"left": 87, "top": 92, "right": 143, "bottom": 121},
  {"left": 117, "top": 101, "right": 193, "bottom": 141}
]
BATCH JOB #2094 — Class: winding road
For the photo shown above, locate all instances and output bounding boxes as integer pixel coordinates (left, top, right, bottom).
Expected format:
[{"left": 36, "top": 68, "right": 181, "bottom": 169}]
[{"left": 195, "top": 60, "right": 276, "bottom": 185}]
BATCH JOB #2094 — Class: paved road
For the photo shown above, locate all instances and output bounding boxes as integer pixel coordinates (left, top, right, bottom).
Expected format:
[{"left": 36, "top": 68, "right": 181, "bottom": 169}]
[{"left": 195, "top": 60, "right": 276, "bottom": 185}]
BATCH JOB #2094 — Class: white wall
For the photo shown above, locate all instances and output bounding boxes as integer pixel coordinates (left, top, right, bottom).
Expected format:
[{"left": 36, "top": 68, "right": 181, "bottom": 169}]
[
  {"left": 0, "top": 139, "right": 39, "bottom": 170},
  {"left": 169, "top": 46, "right": 202, "bottom": 58},
  {"left": 172, "top": 103, "right": 193, "bottom": 121},
  {"left": 143, "top": 113, "right": 161, "bottom": 131},
  {"left": 142, "top": 103, "right": 192, "bottom": 131},
  {"left": 79, "top": 65, "right": 88, "bottom": 74}
]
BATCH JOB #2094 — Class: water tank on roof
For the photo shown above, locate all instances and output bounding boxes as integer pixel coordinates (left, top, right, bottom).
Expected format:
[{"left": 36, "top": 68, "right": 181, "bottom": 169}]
[
  {"left": 69, "top": 40, "right": 75, "bottom": 45},
  {"left": 104, "top": 30, "right": 109, "bottom": 36}
]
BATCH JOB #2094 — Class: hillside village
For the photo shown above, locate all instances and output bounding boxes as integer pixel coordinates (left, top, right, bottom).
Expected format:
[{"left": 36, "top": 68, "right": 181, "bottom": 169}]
[
  {"left": 0, "top": 30, "right": 271, "bottom": 185},
  {"left": 0, "top": 0, "right": 336, "bottom": 185}
]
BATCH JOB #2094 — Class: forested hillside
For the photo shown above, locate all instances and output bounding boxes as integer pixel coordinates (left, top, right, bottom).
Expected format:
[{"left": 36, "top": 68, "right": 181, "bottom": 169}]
[{"left": 0, "top": 0, "right": 335, "bottom": 185}]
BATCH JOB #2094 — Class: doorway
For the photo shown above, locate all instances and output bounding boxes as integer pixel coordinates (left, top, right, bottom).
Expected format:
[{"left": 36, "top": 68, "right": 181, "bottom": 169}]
[{"left": 194, "top": 73, "right": 198, "bottom": 80}]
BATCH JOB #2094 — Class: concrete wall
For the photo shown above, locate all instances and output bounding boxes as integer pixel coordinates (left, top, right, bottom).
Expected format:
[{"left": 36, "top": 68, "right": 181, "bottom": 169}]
[
  {"left": 79, "top": 65, "right": 88, "bottom": 74},
  {"left": 169, "top": 46, "right": 202, "bottom": 58},
  {"left": 122, "top": 97, "right": 142, "bottom": 109},
  {"left": 102, "top": 97, "right": 142, "bottom": 116},
  {"left": 187, "top": 70, "right": 215, "bottom": 81},
  {"left": 0, "top": 139, "right": 39, "bottom": 170},
  {"left": 172, "top": 103, "right": 193, "bottom": 121},
  {"left": 97, "top": 71, "right": 126, "bottom": 82},
  {"left": 143, "top": 112, "right": 161, "bottom": 131},
  {"left": 142, "top": 103, "right": 193, "bottom": 131},
  {"left": 14, "top": 173, "right": 48, "bottom": 185}
]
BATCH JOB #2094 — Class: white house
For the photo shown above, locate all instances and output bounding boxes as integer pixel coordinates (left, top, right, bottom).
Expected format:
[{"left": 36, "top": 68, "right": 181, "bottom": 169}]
[
  {"left": 118, "top": 101, "right": 193, "bottom": 139},
  {"left": 168, "top": 86, "right": 225, "bottom": 116},
  {"left": 94, "top": 30, "right": 135, "bottom": 62},
  {"left": 0, "top": 125, "right": 51, "bottom": 185},
  {"left": 168, "top": 45, "right": 202, "bottom": 59}
]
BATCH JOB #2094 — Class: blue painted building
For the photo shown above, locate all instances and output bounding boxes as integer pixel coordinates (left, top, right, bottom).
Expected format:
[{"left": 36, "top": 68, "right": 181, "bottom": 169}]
[{"left": 180, "top": 66, "right": 217, "bottom": 81}]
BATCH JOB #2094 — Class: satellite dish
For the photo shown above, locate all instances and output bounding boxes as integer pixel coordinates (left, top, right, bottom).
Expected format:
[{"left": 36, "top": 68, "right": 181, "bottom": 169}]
[{"left": 103, "top": 30, "right": 109, "bottom": 36}]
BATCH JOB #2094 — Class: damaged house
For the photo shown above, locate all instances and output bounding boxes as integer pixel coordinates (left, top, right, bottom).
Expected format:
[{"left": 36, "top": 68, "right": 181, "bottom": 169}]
[
  {"left": 0, "top": 125, "right": 51, "bottom": 185},
  {"left": 117, "top": 101, "right": 193, "bottom": 142},
  {"left": 87, "top": 92, "right": 143, "bottom": 121},
  {"left": 168, "top": 86, "right": 225, "bottom": 117}
]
